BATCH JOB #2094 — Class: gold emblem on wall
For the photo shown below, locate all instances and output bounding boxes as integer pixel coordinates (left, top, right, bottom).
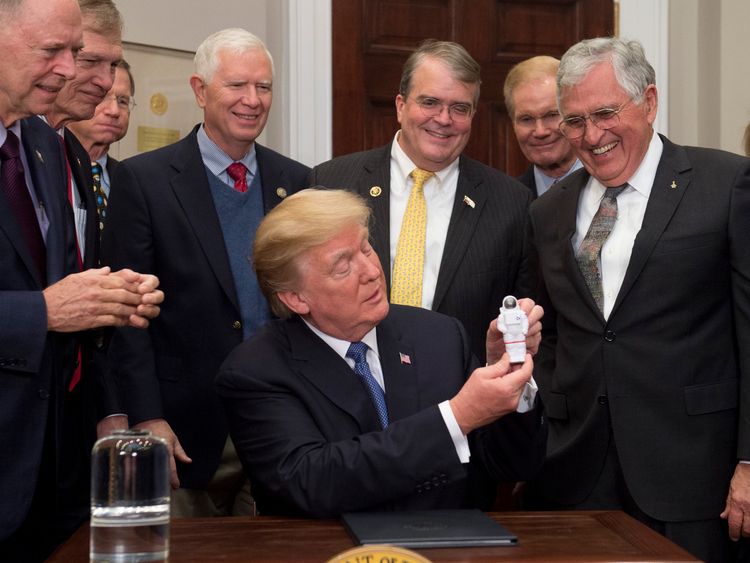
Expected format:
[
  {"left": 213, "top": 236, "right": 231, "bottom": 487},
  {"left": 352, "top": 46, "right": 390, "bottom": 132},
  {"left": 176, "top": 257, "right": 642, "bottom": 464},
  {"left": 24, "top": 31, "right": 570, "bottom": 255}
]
[{"left": 150, "top": 92, "right": 168, "bottom": 116}]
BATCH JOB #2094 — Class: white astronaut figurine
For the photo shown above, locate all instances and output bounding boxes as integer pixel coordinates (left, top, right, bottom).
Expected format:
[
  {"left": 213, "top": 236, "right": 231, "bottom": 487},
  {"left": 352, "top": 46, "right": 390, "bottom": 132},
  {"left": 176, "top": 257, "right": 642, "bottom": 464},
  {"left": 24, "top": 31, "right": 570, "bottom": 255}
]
[{"left": 496, "top": 295, "right": 528, "bottom": 364}]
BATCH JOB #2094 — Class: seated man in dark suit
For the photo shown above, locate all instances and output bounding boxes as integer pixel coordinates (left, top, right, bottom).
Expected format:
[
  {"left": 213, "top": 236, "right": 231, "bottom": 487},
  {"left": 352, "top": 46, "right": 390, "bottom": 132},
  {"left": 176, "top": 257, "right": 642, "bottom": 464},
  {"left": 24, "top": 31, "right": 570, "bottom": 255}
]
[{"left": 215, "top": 189, "right": 545, "bottom": 517}]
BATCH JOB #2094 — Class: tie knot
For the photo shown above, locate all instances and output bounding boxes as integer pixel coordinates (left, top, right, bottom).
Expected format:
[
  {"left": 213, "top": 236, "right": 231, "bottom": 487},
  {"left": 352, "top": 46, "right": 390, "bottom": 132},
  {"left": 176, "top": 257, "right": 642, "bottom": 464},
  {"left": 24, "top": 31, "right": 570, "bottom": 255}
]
[
  {"left": 91, "top": 161, "right": 102, "bottom": 175},
  {"left": 0, "top": 131, "right": 20, "bottom": 161},
  {"left": 346, "top": 341, "right": 369, "bottom": 363},
  {"left": 410, "top": 168, "right": 434, "bottom": 190},
  {"left": 227, "top": 162, "right": 248, "bottom": 182},
  {"left": 604, "top": 184, "right": 628, "bottom": 200}
]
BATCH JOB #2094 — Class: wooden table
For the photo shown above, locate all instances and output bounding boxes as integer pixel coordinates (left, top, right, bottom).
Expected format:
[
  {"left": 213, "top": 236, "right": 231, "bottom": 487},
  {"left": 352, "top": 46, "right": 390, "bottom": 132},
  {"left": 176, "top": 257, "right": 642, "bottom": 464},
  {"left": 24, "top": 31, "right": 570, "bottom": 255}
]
[{"left": 47, "top": 510, "right": 697, "bottom": 562}]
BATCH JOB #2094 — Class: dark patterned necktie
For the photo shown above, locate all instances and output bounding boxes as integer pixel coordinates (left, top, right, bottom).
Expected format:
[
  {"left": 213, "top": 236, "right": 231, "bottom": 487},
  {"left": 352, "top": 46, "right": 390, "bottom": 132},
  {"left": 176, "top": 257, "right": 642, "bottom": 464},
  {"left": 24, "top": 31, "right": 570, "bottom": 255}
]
[
  {"left": 575, "top": 184, "right": 627, "bottom": 311},
  {"left": 91, "top": 161, "right": 107, "bottom": 231},
  {"left": 226, "top": 162, "right": 248, "bottom": 192},
  {"left": 1, "top": 131, "right": 46, "bottom": 280},
  {"left": 346, "top": 341, "right": 389, "bottom": 429}
]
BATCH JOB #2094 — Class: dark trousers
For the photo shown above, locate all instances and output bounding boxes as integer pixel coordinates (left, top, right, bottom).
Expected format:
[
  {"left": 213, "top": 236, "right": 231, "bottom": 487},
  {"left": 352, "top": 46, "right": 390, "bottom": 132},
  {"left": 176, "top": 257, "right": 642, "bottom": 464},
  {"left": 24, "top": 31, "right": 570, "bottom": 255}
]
[
  {"left": 524, "top": 434, "right": 748, "bottom": 563},
  {"left": 0, "top": 385, "right": 91, "bottom": 562}
]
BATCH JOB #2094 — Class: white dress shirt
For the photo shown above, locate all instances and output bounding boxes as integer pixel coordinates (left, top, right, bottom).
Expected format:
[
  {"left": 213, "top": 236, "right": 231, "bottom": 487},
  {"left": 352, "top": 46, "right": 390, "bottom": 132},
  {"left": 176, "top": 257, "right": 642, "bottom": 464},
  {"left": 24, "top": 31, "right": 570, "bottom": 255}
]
[
  {"left": 389, "top": 132, "right": 459, "bottom": 310},
  {"left": 572, "top": 131, "right": 663, "bottom": 319},
  {"left": 303, "top": 319, "right": 472, "bottom": 463}
]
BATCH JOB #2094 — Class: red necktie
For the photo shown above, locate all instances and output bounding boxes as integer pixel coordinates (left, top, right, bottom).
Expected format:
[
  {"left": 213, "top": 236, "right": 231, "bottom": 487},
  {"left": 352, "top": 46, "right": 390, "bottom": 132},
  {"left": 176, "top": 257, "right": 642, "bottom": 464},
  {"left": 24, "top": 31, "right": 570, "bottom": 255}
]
[
  {"left": 1, "top": 131, "right": 46, "bottom": 281},
  {"left": 226, "top": 162, "right": 248, "bottom": 192}
]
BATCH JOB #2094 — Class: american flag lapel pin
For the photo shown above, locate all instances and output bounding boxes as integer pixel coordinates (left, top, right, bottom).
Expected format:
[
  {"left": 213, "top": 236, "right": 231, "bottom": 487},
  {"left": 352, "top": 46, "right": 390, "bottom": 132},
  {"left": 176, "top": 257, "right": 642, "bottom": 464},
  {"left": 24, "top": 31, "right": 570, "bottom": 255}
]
[{"left": 399, "top": 352, "right": 411, "bottom": 365}]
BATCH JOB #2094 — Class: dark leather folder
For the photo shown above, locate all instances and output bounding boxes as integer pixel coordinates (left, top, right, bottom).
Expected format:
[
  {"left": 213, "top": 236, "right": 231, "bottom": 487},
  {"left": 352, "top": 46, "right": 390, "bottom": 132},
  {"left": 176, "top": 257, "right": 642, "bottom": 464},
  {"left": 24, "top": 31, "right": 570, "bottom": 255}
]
[{"left": 341, "top": 509, "right": 518, "bottom": 548}]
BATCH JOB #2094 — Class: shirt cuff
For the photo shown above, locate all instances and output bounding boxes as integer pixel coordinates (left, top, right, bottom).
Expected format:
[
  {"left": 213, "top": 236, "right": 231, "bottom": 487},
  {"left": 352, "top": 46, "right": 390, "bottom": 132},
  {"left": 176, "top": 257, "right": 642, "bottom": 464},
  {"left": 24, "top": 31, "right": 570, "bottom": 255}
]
[
  {"left": 439, "top": 400, "right": 471, "bottom": 463},
  {"left": 516, "top": 376, "right": 538, "bottom": 413}
]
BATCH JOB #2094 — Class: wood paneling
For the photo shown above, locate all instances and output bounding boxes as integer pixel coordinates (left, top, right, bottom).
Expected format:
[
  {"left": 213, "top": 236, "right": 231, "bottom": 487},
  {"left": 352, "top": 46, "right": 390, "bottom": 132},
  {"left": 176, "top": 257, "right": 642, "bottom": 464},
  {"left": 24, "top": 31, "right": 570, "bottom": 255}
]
[{"left": 333, "top": 0, "right": 614, "bottom": 175}]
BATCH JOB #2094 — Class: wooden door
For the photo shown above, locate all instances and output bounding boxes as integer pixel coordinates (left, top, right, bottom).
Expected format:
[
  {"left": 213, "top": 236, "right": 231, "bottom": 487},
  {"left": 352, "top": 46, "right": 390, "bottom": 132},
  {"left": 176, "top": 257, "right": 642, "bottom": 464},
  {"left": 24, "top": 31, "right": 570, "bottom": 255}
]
[{"left": 332, "top": 0, "right": 614, "bottom": 175}]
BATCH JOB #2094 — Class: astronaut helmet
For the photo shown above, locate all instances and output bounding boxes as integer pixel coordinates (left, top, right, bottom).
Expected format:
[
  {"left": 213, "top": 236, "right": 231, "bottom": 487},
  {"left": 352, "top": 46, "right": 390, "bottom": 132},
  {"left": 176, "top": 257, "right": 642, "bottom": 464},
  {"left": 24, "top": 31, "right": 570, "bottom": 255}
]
[{"left": 503, "top": 296, "right": 517, "bottom": 309}]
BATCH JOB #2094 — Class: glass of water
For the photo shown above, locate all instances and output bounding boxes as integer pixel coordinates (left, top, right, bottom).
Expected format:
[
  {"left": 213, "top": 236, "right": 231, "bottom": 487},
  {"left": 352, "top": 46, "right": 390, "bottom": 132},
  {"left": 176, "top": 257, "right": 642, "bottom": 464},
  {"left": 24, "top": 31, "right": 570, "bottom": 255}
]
[{"left": 90, "top": 429, "right": 170, "bottom": 562}]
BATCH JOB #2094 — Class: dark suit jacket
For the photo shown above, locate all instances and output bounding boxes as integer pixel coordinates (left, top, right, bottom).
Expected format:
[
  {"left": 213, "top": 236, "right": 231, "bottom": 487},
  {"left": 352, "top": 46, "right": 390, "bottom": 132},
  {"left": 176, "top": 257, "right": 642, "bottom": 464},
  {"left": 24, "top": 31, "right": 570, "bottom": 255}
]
[
  {"left": 0, "top": 116, "right": 77, "bottom": 539},
  {"left": 105, "top": 154, "right": 119, "bottom": 179},
  {"left": 527, "top": 135, "right": 750, "bottom": 521},
  {"left": 517, "top": 165, "right": 538, "bottom": 199},
  {"left": 215, "top": 305, "right": 546, "bottom": 517},
  {"left": 309, "top": 144, "right": 533, "bottom": 363},
  {"left": 101, "top": 125, "right": 310, "bottom": 488}
]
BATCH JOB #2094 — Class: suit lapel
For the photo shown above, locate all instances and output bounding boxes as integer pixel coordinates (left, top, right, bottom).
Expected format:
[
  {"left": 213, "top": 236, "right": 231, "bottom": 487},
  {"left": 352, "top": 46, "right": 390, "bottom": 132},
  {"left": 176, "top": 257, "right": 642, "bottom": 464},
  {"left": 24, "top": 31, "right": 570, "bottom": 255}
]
[
  {"left": 256, "top": 143, "right": 294, "bottom": 213},
  {"left": 555, "top": 171, "right": 604, "bottom": 316},
  {"left": 611, "top": 138, "right": 691, "bottom": 316},
  {"left": 359, "top": 146, "right": 392, "bottom": 289},
  {"left": 432, "top": 156, "right": 487, "bottom": 311},
  {"left": 170, "top": 129, "right": 239, "bottom": 311},
  {"left": 6, "top": 118, "right": 73, "bottom": 286},
  {"left": 287, "top": 318, "right": 383, "bottom": 432},
  {"left": 376, "top": 315, "right": 419, "bottom": 422}
]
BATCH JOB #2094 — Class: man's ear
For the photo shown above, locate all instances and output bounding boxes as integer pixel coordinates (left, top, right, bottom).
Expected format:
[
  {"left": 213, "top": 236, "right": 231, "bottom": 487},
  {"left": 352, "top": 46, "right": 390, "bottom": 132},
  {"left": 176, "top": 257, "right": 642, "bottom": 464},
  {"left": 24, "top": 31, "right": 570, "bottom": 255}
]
[
  {"left": 189, "top": 75, "right": 207, "bottom": 109},
  {"left": 278, "top": 290, "right": 310, "bottom": 316}
]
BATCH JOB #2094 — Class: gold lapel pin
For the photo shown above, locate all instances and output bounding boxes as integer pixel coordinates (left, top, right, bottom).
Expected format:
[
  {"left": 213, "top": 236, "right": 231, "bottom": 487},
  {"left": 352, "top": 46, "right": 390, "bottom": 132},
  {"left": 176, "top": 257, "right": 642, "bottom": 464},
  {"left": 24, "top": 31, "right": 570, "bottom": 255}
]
[
  {"left": 463, "top": 195, "right": 475, "bottom": 208},
  {"left": 276, "top": 187, "right": 287, "bottom": 198},
  {"left": 369, "top": 186, "right": 382, "bottom": 197},
  {"left": 35, "top": 150, "right": 44, "bottom": 163},
  {"left": 670, "top": 180, "right": 677, "bottom": 189}
]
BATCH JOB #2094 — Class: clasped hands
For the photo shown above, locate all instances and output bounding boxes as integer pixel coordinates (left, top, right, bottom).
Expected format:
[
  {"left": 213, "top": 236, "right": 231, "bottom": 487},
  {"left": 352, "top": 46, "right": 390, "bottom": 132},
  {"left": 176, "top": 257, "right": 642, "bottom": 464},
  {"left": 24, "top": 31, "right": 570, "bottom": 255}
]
[{"left": 44, "top": 267, "right": 164, "bottom": 332}]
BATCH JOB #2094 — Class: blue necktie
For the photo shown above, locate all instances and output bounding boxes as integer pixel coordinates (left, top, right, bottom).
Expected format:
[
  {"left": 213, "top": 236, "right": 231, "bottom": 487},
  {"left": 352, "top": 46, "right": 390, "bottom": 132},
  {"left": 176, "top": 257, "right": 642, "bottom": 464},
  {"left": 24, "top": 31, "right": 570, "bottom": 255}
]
[{"left": 346, "top": 341, "right": 389, "bottom": 429}]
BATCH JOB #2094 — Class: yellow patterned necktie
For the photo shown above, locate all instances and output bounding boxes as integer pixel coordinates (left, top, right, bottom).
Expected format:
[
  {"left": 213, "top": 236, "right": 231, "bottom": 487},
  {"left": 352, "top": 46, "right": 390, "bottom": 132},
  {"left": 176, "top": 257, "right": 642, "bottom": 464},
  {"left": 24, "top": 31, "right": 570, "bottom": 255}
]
[{"left": 391, "top": 168, "right": 434, "bottom": 307}]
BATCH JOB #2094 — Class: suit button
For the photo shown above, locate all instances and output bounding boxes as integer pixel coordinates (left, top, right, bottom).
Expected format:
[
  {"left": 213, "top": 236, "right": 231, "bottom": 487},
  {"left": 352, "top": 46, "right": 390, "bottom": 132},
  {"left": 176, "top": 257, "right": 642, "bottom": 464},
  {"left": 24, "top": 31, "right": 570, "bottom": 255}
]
[
  {"left": 232, "top": 321, "right": 242, "bottom": 330},
  {"left": 38, "top": 389, "right": 49, "bottom": 400},
  {"left": 604, "top": 330, "right": 615, "bottom": 342},
  {"left": 597, "top": 395, "right": 608, "bottom": 405},
  {"left": 416, "top": 485, "right": 423, "bottom": 494}
]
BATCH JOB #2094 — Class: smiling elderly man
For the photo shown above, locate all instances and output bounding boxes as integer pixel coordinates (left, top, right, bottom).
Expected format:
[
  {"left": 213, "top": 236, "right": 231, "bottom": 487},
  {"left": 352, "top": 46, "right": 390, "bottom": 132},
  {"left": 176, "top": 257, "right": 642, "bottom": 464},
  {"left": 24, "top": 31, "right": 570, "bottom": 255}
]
[
  {"left": 215, "top": 188, "right": 546, "bottom": 517},
  {"left": 525, "top": 37, "right": 750, "bottom": 562}
]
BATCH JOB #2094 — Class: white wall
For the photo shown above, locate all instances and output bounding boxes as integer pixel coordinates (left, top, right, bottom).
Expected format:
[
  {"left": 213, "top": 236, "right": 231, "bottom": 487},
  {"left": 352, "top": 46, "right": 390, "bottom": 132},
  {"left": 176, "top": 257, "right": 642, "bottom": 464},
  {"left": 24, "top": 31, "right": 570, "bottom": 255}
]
[{"left": 669, "top": 0, "right": 750, "bottom": 154}]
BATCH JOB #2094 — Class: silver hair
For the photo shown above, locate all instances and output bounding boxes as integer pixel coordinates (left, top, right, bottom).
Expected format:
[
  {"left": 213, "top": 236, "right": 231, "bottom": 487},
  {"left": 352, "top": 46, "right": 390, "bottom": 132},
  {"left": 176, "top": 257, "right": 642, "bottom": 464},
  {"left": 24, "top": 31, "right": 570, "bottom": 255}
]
[
  {"left": 194, "top": 28, "right": 274, "bottom": 83},
  {"left": 557, "top": 37, "right": 655, "bottom": 105}
]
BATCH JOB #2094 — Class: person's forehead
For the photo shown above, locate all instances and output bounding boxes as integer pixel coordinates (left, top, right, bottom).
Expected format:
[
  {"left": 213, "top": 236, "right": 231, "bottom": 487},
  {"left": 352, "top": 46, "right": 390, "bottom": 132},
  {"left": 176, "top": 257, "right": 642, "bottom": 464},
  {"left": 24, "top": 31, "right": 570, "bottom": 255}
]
[
  {"left": 215, "top": 47, "right": 271, "bottom": 72},
  {"left": 81, "top": 28, "right": 122, "bottom": 58},
  {"left": 111, "top": 68, "right": 132, "bottom": 94}
]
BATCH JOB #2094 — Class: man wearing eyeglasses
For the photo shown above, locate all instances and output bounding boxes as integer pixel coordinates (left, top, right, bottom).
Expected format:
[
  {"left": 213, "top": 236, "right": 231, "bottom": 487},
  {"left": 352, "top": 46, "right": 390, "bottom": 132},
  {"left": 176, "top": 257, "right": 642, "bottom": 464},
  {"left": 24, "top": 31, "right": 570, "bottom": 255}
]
[
  {"left": 503, "top": 56, "right": 581, "bottom": 198},
  {"left": 311, "top": 39, "right": 535, "bottom": 365},
  {"left": 525, "top": 37, "right": 750, "bottom": 562},
  {"left": 69, "top": 60, "right": 135, "bottom": 214}
]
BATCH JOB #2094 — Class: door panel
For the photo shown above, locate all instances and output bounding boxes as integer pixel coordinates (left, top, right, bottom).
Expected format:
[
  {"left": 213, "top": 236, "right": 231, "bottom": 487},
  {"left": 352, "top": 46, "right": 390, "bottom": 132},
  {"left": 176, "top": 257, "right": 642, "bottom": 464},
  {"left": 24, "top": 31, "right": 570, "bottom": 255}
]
[{"left": 333, "top": 0, "right": 614, "bottom": 175}]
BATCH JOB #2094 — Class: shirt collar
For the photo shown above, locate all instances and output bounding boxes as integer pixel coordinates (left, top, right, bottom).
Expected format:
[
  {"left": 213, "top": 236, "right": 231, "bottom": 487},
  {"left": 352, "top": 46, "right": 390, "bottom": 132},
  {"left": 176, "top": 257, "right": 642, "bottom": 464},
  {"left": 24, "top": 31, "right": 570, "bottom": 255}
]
[
  {"left": 0, "top": 120, "right": 21, "bottom": 146},
  {"left": 303, "top": 318, "right": 380, "bottom": 362},
  {"left": 589, "top": 130, "right": 662, "bottom": 200},
  {"left": 390, "top": 131, "right": 459, "bottom": 195},
  {"left": 534, "top": 159, "right": 583, "bottom": 192},
  {"left": 196, "top": 124, "right": 257, "bottom": 177}
]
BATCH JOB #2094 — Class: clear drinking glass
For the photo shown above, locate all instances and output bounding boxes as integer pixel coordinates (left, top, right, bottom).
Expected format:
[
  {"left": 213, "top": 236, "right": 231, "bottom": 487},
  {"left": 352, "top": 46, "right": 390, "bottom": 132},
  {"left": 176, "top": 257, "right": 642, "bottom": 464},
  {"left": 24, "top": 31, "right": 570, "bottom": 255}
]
[{"left": 90, "top": 429, "right": 170, "bottom": 562}]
